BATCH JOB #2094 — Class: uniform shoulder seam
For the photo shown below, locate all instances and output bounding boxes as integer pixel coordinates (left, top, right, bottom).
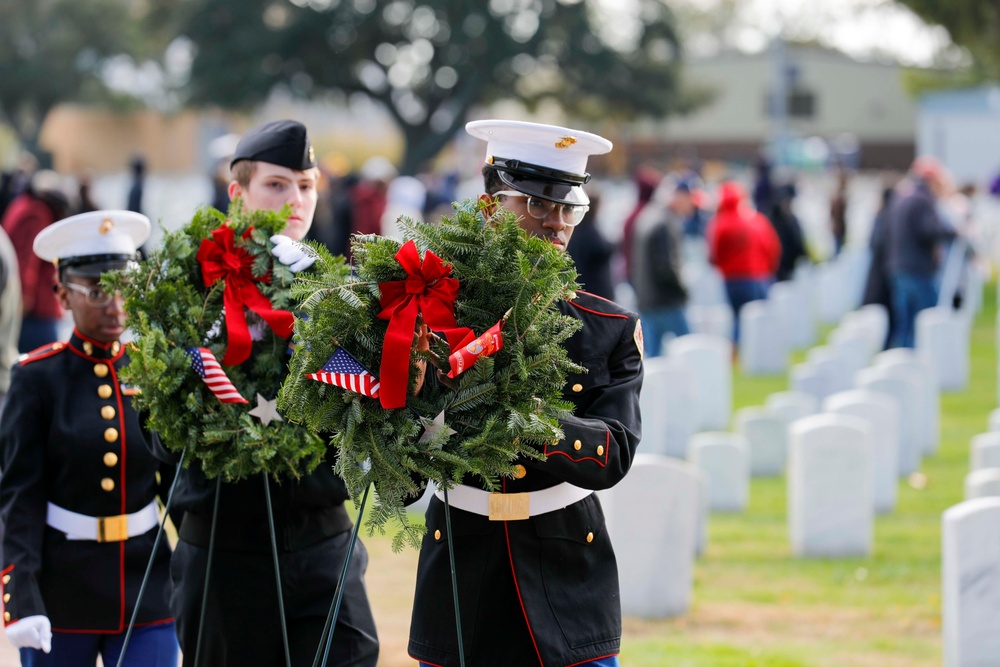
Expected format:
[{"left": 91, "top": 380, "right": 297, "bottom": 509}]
[
  {"left": 569, "top": 292, "right": 632, "bottom": 320},
  {"left": 18, "top": 341, "right": 67, "bottom": 366}
]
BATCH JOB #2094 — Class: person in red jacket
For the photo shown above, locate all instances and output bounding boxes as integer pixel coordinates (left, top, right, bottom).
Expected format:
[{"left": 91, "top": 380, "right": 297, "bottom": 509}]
[
  {"left": 707, "top": 180, "right": 781, "bottom": 341},
  {"left": 0, "top": 171, "right": 70, "bottom": 353}
]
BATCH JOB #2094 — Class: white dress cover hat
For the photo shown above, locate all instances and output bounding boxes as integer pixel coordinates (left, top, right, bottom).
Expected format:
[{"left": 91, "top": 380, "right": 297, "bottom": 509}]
[
  {"left": 34, "top": 210, "right": 150, "bottom": 277},
  {"left": 466, "top": 119, "right": 612, "bottom": 206}
]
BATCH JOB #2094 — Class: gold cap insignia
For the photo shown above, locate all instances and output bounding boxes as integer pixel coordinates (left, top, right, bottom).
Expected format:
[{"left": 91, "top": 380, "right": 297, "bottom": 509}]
[
  {"left": 555, "top": 136, "right": 577, "bottom": 149},
  {"left": 486, "top": 155, "right": 495, "bottom": 165},
  {"left": 99, "top": 218, "right": 114, "bottom": 234},
  {"left": 308, "top": 146, "right": 315, "bottom": 163}
]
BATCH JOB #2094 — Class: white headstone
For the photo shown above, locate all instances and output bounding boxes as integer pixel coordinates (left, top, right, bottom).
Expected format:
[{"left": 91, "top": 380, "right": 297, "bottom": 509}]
[
  {"left": 855, "top": 367, "right": 921, "bottom": 477},
  {"left": 640, "top": 357, "right": 701, "bottom": 459},
  {"left": 689, "top": 432, "right": 750, "bottom": 512},
  {"left": 970, "top": 432, "right": 1000, "bottom": 471},
  {"left": 667, "top": 333, "right": 732, "bottom": 431},
  {"left": 735, "top": 407, "right": 788, "bottom": 477},
  {"left": 739, "top": 300, "right": 788, "bottom": 375},
  {"left": 765, "top": 391, "right": 819, "bottom": 425},
  {"left": 603, "top": 454, "right": 700, "bottom": 618},
  {"left": 964, "top": 468, "right": 1000, "bottom": 500},
  {"left": 989, "top": 408, "right": 1000, "bottom": 433},
  {"left": 826, "top": 333, "right": 873, "bottom": 381},
  {"left": 823, "top": 390, "right": 901, "bottom": 514},
  {"left": 682, "top": 263, "right": 728, "bottom": 307},
  {"left": 685, "top": 303, "right": 734, "bottom": 341},
  {"left": 790, "top": 361, "right": 836, "bottom": 404},
  {"left": 788, "top": 414, "right": 875, "bottom": 557},
  {"left": 843, "top": 304, "right": 890, "bottom": 355},
  {"left": 805, "top": 346, "right": 855, "bottom": 397},
  {"left": 816, "top": 261, "right": 854, "bottom": 324},
  {"left": 873, "top": 349, "right": 940, "bottom": 456},
  {"left": 916, "top": 306, "right": 969, "bottom": 392},
  {"left": 942, "top": 497, "right": 1000, "bottom": 667},
  {"left": 789, "top": 275, "right": 817, "bottom": 348},
  {"left": 767, "top": 281, "right": 799, "bottom": 353}
]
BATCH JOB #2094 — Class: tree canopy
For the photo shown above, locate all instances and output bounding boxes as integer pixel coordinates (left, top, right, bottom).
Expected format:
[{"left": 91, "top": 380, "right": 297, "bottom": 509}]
[
  {"left": 170, "top": 0, "right": 695, "bottom": 174},
  {"left": 0, "top": 0, "right": 164, "bottom": 156},
  {"left": 894, "top": 0, "right": 1000, "bottom": 78}
]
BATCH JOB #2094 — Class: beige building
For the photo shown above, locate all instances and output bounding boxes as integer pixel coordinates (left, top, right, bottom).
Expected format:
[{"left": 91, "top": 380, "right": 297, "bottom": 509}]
[{"left": 629, "top": 43, "right": 920, "bottom": 170}]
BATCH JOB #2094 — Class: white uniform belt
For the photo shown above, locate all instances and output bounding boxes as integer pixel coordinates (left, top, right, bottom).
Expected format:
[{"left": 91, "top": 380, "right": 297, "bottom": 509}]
[
  {"left": 46, "top": 501, "right": 159, "bottom": 542},
  {"left": 434, "top": 482, "right": 593, "bottom": 521}
]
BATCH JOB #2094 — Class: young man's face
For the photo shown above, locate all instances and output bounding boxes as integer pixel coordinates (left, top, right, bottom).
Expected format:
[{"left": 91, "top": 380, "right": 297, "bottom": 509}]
[
  {"left": 57, "top": 275, "right": 125, "bottom": 344},
  {"left": 481, "top": 193, "right": 576, "bottom": 251},
  {"left": 229, "top": 163, "right": 318, "bottom": 240}
]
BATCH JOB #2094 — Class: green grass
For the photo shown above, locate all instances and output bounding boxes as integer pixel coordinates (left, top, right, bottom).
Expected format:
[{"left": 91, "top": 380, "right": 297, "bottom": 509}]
[{"left": 620, "top": 281, "right": 997, "bottom": 667}]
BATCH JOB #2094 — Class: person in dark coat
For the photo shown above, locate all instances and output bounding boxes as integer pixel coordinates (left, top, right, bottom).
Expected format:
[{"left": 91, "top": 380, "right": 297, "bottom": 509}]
[
  {"left": 566, "top": 193, "right": 617, "bottom": 301},
  {"left": 862, "top": 184, "right": 897, "bottom": 348},
  {"left": 0, "top": 210, "right": 178, "bottom": 666},
  {"left": 768, "top": 181, "right": 808, "bottom": 282},
  {"left": 630, "top": 178, "right": 690, "bottom": 356},
  {"left": 407, "top": 119, "right": 643, "bottom": 667},
  {"left": 885, "top": 157, "right": 957, "bottom": 348},
  {"left": 146, "top": 120, "right": 379, "bottom": 667}
]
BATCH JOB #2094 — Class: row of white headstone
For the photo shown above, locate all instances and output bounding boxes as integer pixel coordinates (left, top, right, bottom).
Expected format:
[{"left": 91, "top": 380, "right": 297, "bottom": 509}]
[
  {"left": 615, "top": 296, "right": 971, "bottom": 618},
  {"left": 942, "top": 405, "right": 1000, "bottom": 665}
]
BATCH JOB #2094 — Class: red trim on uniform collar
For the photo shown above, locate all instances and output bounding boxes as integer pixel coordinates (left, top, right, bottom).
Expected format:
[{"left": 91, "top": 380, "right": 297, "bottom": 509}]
[{"left": 70, "top": 328, "right": 125, "bottom": 361}]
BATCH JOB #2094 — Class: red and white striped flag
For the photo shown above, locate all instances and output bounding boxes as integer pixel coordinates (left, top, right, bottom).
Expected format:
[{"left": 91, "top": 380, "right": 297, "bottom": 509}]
[
  {"left": 306, "top": 347, "right": 380, "bottom": 399},
  {"left": 185, "top": 347, "right": 249, "bottom": 404}
]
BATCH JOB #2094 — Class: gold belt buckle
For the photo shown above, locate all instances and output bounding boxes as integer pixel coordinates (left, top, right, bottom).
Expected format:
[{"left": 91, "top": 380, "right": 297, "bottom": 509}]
[
  {"left": 489, "top": 492, "right": 530, "bottom": 521},
  {"left": 97, "top": 515, "right": 129, "bottom": 542}
]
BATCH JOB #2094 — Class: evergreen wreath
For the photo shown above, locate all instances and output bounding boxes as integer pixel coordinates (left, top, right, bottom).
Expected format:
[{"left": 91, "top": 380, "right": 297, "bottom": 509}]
[
  {"left": 279, "top": 199, "right": 583, "bottom": 550},
  {"left": 107, "top": 201, "right": 335, "bottom": 482}
]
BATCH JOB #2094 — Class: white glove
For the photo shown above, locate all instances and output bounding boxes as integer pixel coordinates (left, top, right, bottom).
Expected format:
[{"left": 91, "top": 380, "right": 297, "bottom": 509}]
[
  {"left": 270, "top": 234, "right": 316, "bottom": 273},
  {"left": 5, "top": 615, "right": 52, "bottom": 653}
]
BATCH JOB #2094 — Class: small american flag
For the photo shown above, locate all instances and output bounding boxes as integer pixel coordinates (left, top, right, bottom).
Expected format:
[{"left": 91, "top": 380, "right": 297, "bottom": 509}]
[
  {"left": 185, "top": 347, "right": 249, "bottom": 404},
  {"left": 306, "top": 347, "right": 380, "bottom": 399}
]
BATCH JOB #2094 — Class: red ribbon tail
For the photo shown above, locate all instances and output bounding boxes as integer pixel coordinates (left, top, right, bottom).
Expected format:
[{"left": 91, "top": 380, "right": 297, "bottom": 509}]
[
  {"left": 220, "top": 286, "right": 252, "bottom": 366},
  {"left": 379, "top": 299, "right": 419, "bottom": 409}
]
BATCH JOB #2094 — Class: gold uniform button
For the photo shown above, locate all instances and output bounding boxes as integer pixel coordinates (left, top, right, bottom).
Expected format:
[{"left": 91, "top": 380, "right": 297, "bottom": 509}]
[
  {"left": 586, "top": 532, "right": 594, "bottom": 543},
  {"left": 98, "top": 384, "right": 113, "bottom": 399},
  {"left": 2, "top": 574, "right": 9, "bottom": 584},
  {"left": 111, "top": 342, "right": 121, "bottom": 355},
  {"left": 94, "top": 364, "right": 109, "bottom": 378},
  {"left": 101, "top": 478, "right": 115, "bottom": 492},
  {"left": 3, "top": 612, "right": 9, "bottom": 622},
  {"left": 2, "top": 593, "right": 8, "bottom": 603},
  {"left": 512, "top": 465, "right": 527, "bottom": 480},
  {"left": 104, "top": 428, "right": 119, "bottom": 443},
  {"left": 572, "top": 383, "right": 583, "bottom": 393},
  {"left": 101, "top": 406, "right": 116, "bottom": 420},
  {"left": 434, "top": 530, "right": 441, "bottom": 541},
  {"left": 104, "top": 452, "right": 119, "bottom": 467},
  {"left": 573, "top": 440, "right": 582, "bottom": 451},
  {"left": 597, "top": 445, "right": 605, "bottom": 456}
]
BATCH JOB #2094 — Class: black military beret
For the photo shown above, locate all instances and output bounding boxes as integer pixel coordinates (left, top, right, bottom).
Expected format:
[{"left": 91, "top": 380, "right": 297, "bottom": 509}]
[{"left": 229, "top": 119, "right": 317, "bottom": 171}]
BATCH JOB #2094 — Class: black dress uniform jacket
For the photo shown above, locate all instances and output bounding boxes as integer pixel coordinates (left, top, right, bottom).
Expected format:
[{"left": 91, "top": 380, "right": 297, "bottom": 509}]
[
  {"left": 408, "top": 291, "right": 644, "bottom": 667},
  {"left": 0, "top": 330, "right": 174, "bottom": 632},
  {"left": 145, "top": 338, "right": 379, "bottom": 667}
]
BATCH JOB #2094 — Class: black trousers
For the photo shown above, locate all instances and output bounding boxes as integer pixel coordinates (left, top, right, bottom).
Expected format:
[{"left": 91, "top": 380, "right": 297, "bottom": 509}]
[{"left": 169, "top": 532, "right": 378, "bottom": 667}]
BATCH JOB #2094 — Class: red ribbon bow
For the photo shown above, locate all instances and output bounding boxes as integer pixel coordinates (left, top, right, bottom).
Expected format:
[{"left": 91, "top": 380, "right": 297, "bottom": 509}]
[
  {"left": 377, "top": 240, "right": 473, "bottom": 409},
  {"left": 197, "top": 226, "right": 295, "bottom": 366}
]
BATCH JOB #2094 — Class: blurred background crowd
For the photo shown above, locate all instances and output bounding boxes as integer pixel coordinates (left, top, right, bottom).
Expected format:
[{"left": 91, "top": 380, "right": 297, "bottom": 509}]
[{"left": 1, "top": 0, "right": 999, "bottom": 373}]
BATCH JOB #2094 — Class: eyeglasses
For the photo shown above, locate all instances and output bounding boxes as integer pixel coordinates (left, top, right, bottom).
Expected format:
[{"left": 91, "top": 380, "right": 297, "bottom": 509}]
[
  {"left": 493, "top": 190, "right": 589, "bottom": 226},
  {"left": 64, "top": 282, "right": 117, "bottom": 307}
]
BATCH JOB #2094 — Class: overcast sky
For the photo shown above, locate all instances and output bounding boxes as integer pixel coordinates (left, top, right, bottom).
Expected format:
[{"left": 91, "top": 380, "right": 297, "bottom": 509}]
[{"left": 672, "top": 0, "right": 959, "bottom": 66}]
